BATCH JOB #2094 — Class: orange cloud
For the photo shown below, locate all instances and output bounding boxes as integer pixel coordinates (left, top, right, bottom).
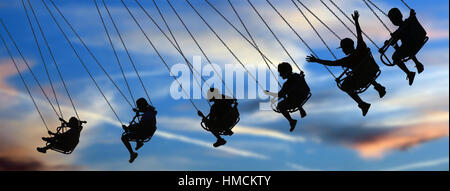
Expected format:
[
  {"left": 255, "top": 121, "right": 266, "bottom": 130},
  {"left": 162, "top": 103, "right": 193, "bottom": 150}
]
[
  {"left": 351, "top": 123, "right": 449, "bottom": 159},
  {"left": 0, "top": 58, "right": 21, "bottom": 94},
  {"left": 0, "top": 115, "right": 82, "bottom": 171},
  {"left": 0, "top": 146, "right": 81, "bottom": 171}
]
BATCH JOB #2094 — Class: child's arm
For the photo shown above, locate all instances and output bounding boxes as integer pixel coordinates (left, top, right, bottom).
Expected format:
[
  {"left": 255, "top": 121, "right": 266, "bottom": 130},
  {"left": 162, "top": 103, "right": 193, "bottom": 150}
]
[
  {"left": 353, "top": 11, "right": 364, "bottom": 46},
  {"left": 306, "top": 55, "right": 343, "bottom": 66},
  {"left": 264, "top": 90, "right": 278, "bottom": 98}
]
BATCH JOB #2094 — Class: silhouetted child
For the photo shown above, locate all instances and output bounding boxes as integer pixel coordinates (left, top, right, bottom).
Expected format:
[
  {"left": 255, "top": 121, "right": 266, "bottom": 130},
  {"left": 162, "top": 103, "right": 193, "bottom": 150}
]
[
  {"left": 306, "top": 11, "right": 386, "bottom": 116},
  {"left": 198, "top": 88, "right": 239, "bottom": 147},
  {"left": 384, "top": 8, "right": 427, "bottom": 85},
  {"left": 122, "top": 98, "right": 157, "bottom": 163},
  {"left": 37, "top": 117, "right": 85, "bottom": 154},
  {"left": 264, "top": 62, "right": 310, "bottom": 132}
]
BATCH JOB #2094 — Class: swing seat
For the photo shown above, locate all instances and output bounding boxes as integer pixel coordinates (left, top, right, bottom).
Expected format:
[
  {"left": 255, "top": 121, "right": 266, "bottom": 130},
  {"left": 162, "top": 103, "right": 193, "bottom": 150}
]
[
  {"left": 201, "top": 104, "right": 240, "bottom": 135},
  {"left": 337, "top": 70, "right": 381, "bottom": 94},
  {"left": 47, "top": 141, "right": 77, "bottom": 154},
  {"left": 46, "top": 127, "right": 78, "bottom": 154},
  {"left": 122, "top": 122, "right": 156, "bottom": 143},
  {"left": 401, "top": 36, "right": 428, "bottom": 62},
  {"left": 337, "top": 49, "right": 381, "bottom": 94},
  {"left": 122, "top": 131, "right": 153, "bottom": 143},
  {"left": 123, "top": 109, "right": 157, "bottom": 143},
  {"left": 380, "top": 14, "right": 428, "bottom": 66},
  {"left": 271, "top": 92, "right": 311, "bottom": 113}
]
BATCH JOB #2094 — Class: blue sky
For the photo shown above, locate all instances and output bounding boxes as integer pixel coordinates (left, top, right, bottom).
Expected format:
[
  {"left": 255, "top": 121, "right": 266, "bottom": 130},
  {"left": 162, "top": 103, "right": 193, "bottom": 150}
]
[{"left": 0, "top": 0, "right": 448, "bottom": 171}]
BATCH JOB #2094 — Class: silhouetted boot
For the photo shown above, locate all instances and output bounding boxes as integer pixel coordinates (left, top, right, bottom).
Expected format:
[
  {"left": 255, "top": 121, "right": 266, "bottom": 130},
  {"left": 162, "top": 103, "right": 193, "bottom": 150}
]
[
  {"left": 122, "top": 125, "right": 129, "bottom": 132},
  {"left": 129, "top": 152, "right": 138, "bottom": 163},
  {"left": 289, "top": 120, "right": 297, "bottom": 132},
  {"left": 37, "top": 147, "right": 47, "bottom": 154},
  {"left": 135, "top": 141, "right": 144, "bottom": 151},
  {"left": 213, "top": 138, "right": 226, "bottom": 147},
  {"left": 299, "top": 107, "right": 307, "bottom": 118},
  {"left": 374, "top": 85, "right": 386, "bottom": 98},
  {"left": 223, "top": 130, "right": 234, "bottom": 136},
  {"left": 42, "top": 137, "right": 52, "bottom": 142},
  {"left": 358, "top": 102, "right": 371, "bottom": 117},
  {"left": 407, "top": 72, "right": 416, "bottom": 86},
  {"left": 416, "top": 63, "right": 424, "bottom": 74}
]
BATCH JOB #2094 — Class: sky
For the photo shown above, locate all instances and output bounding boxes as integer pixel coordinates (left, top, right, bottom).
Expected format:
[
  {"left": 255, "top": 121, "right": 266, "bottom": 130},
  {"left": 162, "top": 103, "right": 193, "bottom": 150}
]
[{"left": 0, "top": 0, "right": 448, "bottom": 171}]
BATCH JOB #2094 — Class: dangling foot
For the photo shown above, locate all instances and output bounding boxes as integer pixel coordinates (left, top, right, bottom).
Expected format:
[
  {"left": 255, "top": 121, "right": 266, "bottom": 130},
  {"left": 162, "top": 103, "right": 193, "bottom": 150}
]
[
  {"left": 223, "top": 130, "right": 234, "bottom": 136},
  {"left": 36, "top": 147, "right": 46, "bottom": 154},
  {"left": 135, "top": 141, "right": 144, "bottom": 151},
  {"left": 375, "top": 86, "right": 386, "bottom": 98},
  {"left": 416, "top": 63, "right": 424, "bottom": 74},
  {"left": 213, "top": 138, "right": 226, "bottom": 148},
  {"left": 122, "top": 125, "right": 129, "bottom": 132},
  {"left": 358, "top": 103, "right": 371, "bottom": 117},
  {"left": 289, "top": 120, "right": 297, "bottom": 132},
  {"left": 407, "top": 72, "right": 416, "bottom": 86},
  {"left": 129, "top": 152, "right": 138, "bottom": 163},
  {"left": 42, "top": 137, "right": 52, "bottom": 142},
  {"left": 299, "top": 108, "right": 307, "bottom": 118}
]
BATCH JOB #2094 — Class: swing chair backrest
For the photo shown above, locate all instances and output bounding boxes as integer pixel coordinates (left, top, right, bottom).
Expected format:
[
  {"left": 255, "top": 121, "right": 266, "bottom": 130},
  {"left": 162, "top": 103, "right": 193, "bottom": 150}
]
[
  {"left": 124, "top": 118, "right": 156, "bottom": 143},
  {"left": 271, "top": 92, "right": 312, "bottom": 113},
  {"left": 400, "top": 15, "right": 428, "bottom": 62},
  {"left": 47, "top": 125, "right": 80, "bottom": 154},
  {"left": 402, "top": 14, "right": 427, "bottom": 48},
  {"left": 270, "top": 72, "right": 311, "bottom": 113}
]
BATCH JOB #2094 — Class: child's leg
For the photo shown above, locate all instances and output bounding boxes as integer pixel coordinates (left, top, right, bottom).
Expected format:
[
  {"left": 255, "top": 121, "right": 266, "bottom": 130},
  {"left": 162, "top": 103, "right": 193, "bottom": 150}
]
[
  {"left": 342, "top": 80, "right": 370, "bottom": 116},
  {"left": 278, "top": 100, "right": 294, "bottom": 122},
  {"left": 277, "top": 100, "right": 297, "bottom": 131},
  {"left": 371, "top": 80, "right": 386, "bottom": 98},
  {"left": 299, "top": 106, "right": 307, "bottom": 118},
  {"left": 411, "top": 56, "right": 424, "bottom": 73},
  {"left": 121, "top": 134, "right": 135, "bottom": 155},
  {"left": 393, "top": 48, "right": 415, "bottom": 85}
]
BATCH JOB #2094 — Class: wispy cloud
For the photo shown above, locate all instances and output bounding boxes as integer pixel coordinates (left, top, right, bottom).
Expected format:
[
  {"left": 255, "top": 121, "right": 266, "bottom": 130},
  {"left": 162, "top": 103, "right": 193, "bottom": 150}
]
[
  {"left": 383, "top": 157, "right": 449, "bottom": 171},
  {"left": 157, "top": 131, "right": 269, "bottom": 160},
  {"left": 286, "top": 162, "right": 320, "bottom": 171},
  {"left": 0, "top": 0, "right": 448, "bottom": 170},
  {"left": 0, "top": 58, "right": 28, "bottom": 95}
]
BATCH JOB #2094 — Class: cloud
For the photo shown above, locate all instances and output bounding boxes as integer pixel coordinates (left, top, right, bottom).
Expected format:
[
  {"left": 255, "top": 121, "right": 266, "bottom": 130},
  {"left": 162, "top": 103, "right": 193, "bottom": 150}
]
[
  {"left": 0, "top": 80, "right": 118, "bottom": 170},
  {"left": 0, "top": 59, "right": 24, "bottom": 95},
  {"left": 0, "top": 120, "right": 82, "bottom": 171},
  {"left": 157, "top": 131, "right": 269, "bottom": 160},
  {"left": 158, "top": 115, "right": 307, "bottom": 143},
  {"left": 382, "top": 157, "right": 449, "bottom": 171},
  {"left": 351, "top": 123, "right": 449, "bottom": 159},
  {"left": 234, "top": 124, "right": 307, "bottom": 143},
  {"left": 0, "top": 0, "right": 448, "bottom": 170},
  {"left": 0, "top": 75, "right": 270, "bottom": 170},
  {"left": 0, "top": 152, "right": 81, "bottom": 171},
  {"left": 285, "top": 162, "right": 320, "bottom": 171}
]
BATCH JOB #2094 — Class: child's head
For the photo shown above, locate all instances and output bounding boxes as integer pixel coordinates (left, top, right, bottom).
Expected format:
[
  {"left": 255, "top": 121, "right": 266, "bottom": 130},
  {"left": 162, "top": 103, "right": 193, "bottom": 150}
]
[
  {"left": 339, "top": 38, "right": 355, "bottom": 55},
  {"left": 136, "top": 98, "right": 149, "bottom": 110},
  {"left": 278, "top": 62, "right": 293, "bottom": 79},
  {"left": 388, "top": 8, "right": 403, "bottom": 26},
  {"left": 68, "top": 117, "right": 80, "bottom": 127}
]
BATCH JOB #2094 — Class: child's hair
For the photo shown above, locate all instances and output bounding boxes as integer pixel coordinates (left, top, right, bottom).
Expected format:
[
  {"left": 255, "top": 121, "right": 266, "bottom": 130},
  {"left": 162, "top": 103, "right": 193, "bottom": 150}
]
[
  {"left": 278, "top": 62, "right": 293, "bottom": 74},
  {"left": 136, "top": 98, "right": 154, "bottom": 112},
  {"left": 388, "top": 8, "right": 403, "bottom": 20},
  {"left": 68, "top": 117, "right": 79, "bottom": 126}
]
